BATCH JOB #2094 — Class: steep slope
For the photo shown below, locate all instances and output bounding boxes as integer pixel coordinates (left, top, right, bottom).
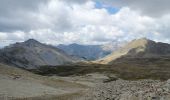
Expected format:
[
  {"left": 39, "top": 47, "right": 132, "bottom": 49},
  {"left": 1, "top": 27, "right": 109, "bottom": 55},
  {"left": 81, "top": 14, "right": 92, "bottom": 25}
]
[
  {"left": 97, "top": 38, "right": 170, "bottom": 64},
  {"left": 0, "top": 39, "right": 76, "bottom": 69},
  {"left": 57, "top": 42, "right": 122, "bottom": 60}
]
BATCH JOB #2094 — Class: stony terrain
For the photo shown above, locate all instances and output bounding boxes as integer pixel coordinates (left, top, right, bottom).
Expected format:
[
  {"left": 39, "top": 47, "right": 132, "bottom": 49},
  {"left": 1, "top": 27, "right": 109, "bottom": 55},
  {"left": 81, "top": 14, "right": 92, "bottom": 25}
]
[
  {"left": 47, "top": 73, "right": 170, "bottom": 100},
  {"left": 1, "top": 63, "right": 170, "bottom": 100},
  {"left": 80, "top": 79, "right": 170, "bottom": 100}
]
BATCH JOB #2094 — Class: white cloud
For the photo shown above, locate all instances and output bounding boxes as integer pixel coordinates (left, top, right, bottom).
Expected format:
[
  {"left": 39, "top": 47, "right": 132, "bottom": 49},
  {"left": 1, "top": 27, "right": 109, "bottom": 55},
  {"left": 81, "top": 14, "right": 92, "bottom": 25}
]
[
  {"left": 99, "top": 0, "right": 170, "bottom": 17},
  {"left": 0, "top": 0, "right": 170, "bottom": 47}
]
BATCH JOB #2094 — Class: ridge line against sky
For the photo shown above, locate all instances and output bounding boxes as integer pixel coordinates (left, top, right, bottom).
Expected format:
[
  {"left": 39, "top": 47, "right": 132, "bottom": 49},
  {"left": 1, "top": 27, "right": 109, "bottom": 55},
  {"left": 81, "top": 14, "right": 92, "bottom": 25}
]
[{"left": 0, "top": 0, "right": 170, "bottom": 47}]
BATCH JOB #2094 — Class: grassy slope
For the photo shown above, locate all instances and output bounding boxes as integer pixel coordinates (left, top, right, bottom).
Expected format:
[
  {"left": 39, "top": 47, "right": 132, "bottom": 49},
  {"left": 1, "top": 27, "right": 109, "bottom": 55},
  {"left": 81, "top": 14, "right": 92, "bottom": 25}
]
[{"left": 31, "top": 57, "right": 170, "bottom": 81}]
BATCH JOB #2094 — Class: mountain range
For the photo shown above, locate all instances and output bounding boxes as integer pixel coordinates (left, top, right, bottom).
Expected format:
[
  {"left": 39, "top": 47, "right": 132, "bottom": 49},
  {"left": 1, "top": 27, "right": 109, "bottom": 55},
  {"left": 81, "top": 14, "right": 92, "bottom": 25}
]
[
  {"left": 1, "top": 38, "right": 170, "bottom": 70},
  {"left": 57, "top": 41, "right": 123, "bottom": 60},
  {"left": 32, "top": 38, "right": 170, "bottom": 81},
  {"left": 97, "top": 38, "right": 170, "bottom": 64},
  {"left": 0, "top": 39, "right": 77, "bottom": 69}
]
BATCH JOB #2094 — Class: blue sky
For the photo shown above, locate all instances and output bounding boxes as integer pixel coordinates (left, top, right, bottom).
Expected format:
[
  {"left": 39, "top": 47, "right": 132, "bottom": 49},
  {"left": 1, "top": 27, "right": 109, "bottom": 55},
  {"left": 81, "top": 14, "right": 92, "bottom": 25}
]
[{"left": 95, "top": 1, "right": 120, "bottom": 14}]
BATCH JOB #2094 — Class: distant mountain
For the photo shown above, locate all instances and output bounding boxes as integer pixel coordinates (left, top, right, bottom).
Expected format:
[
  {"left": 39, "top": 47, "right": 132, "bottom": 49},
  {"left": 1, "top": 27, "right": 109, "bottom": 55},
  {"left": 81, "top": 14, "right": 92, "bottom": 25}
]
[
  {"left": 57, "top": 42, "right": 122, "bottom": 60},
  {"left": 0, "top": 39, "right": 77, "bottom": 69},
  {"left": 97, "top": 38, "right": 170, "bottom": 64}
]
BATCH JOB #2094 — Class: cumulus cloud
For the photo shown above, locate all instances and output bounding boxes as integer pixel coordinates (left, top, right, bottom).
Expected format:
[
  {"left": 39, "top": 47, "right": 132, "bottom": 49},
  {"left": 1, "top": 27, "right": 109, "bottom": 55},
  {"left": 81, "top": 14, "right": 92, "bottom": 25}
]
[
  {"left": 0, "top": 0, "right": 48, "bottom": 32},
  {"left": 100, "top": 0, "right": 170, "bottom": 17},
  {"left": 0, "top": 0, "right": 170, "bottom": 47}
]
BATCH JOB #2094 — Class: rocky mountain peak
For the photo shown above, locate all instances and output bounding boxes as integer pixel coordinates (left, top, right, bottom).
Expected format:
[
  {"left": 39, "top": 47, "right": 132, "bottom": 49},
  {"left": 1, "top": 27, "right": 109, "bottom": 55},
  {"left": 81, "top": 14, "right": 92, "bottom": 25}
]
[
  {"left": 0, "top": 39, "right": 76, "bottom": 68},
  {"left": 23, "top": 39, "right": 41, "bottom": 46},
  {"left": 96, "top": 38, "right": 170, "bottom": 64},
  {"left": 122, "top": 38, "right": 155, "bottom": 51}
]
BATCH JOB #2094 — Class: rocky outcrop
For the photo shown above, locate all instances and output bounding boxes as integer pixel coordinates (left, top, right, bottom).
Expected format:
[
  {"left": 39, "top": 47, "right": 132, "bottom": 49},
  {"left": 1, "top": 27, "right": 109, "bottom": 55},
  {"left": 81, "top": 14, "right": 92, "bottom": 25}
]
[{"left": 80, "top": 79, "right": 170, "bottom": 100}]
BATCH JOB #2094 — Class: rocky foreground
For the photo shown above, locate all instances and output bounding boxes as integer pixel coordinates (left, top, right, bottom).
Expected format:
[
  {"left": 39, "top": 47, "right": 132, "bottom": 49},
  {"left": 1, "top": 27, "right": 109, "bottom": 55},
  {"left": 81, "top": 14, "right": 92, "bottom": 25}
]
[
  {"left": 79, "top": 79, "right": 170, "bottom": 100},
  {"left": 1, "top": 63, "right": 170, "bottom": 100}
]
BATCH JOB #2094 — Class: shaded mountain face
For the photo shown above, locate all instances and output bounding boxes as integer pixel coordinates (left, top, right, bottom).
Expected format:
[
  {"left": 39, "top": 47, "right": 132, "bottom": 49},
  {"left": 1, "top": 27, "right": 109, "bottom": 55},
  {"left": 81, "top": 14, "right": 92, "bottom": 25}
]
[
  {"left": 0, "top": 39, "right": 76, "bottom": 69},
  {"left": 97, "top": 38, "right": 170, "bottom": 64},
  {"left": 57, "top": 43, "right": 121, "bottom": 60}
]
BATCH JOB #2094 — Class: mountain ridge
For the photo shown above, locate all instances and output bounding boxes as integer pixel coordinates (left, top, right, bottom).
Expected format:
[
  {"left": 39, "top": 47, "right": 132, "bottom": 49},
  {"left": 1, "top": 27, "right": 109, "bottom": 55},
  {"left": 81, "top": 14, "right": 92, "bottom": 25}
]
[
  {"left": 0, "top": 39, "right": 77, "bottom": 69},
  {"left": 97, "top": 38, "right": 170, "bottom": 64}
]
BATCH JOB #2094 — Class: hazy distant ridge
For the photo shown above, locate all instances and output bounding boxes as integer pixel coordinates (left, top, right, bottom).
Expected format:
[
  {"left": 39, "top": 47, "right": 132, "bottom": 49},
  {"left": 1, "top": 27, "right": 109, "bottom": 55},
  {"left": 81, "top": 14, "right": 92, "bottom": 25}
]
[{"left": 57, "top": 42, "right": 122, "bottom": 60}]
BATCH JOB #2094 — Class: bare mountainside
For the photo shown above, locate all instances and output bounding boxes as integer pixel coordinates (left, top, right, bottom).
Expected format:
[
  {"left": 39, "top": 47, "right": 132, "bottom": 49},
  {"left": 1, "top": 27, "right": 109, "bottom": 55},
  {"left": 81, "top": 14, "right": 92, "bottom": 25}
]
[
  {"left": 97, "top": 38, "right": 170, "bottom": 64},
  {"left": 34, "top": 38, "right": 170, "bottom": 80},
  {"left": 0, "top": 39, "right": 77, "bottom": 69}
]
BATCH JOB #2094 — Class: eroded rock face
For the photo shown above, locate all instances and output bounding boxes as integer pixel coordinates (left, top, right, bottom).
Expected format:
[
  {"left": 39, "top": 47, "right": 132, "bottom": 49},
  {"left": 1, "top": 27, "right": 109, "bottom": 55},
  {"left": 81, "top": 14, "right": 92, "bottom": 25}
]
[{"left": 80, "top": 79, "right": 170, "bottom": 100}]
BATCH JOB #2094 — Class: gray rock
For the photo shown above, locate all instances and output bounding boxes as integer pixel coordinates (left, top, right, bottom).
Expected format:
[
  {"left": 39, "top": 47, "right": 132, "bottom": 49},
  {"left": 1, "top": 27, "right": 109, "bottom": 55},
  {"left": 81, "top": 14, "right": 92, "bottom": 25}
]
[
  {"left": 0, "top": 39, "right": 77, "bottom": 69},
  {"left": 80, "top": 79, "right": 170, "bottom": 100}
]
